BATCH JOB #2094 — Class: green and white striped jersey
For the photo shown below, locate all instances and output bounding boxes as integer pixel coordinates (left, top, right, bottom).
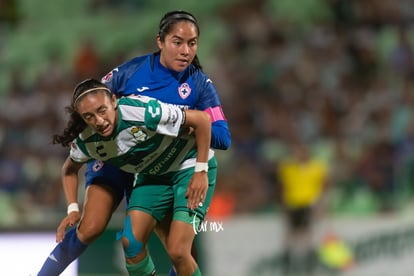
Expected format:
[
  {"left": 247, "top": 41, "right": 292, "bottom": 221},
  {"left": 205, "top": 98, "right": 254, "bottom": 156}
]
[{"left": 70, "top": 95, "right": 202, "bottom": 175}]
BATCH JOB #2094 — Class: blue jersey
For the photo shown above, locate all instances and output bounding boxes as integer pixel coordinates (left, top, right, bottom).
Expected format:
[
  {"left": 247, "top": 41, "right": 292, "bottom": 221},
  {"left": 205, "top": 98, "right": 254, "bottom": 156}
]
[{"left": 102, "top": 53, "right": 231, "bottom": 150}]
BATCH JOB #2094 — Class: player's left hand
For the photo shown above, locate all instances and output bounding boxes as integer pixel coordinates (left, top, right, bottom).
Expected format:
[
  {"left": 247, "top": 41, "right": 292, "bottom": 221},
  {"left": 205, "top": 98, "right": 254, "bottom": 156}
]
[
  {"left": 185, "top": 172, "right": 208, "bottom": 210},
  {"left": 56, "top": 212, "right": 81, "bottom": 242}
]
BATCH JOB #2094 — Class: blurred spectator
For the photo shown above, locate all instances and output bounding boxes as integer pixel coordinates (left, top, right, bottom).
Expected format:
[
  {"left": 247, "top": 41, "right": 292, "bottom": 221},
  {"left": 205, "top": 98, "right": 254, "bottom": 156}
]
[
  {"left": 37, "top": 48, "right": 71, "bottom": 94},
  {"left": 206, "top": 174, "right": 236, "bottom": 220},
  {"left": 329, "top": 138, "right": 361, "bottom": 211},
  {"left": 73, "top": 38, "right": 101, "bottom": 82},
  {"left": 389, "top": 25, "right": 414, "bottom": 80},
  {"left": 355, "top": 140, "right": 396, "bottom": 212},
  {"left": 0, "top": 0, "right": 21, "bottom": 28},
  {"left": 395, "top": 113, "right": 414, "bottom": 199},
  {"left": 89, "top": 0, "right": 148, "bottom": 11},
  {"left": 0, "top": 147, "right": 24, "bottom": 194}
]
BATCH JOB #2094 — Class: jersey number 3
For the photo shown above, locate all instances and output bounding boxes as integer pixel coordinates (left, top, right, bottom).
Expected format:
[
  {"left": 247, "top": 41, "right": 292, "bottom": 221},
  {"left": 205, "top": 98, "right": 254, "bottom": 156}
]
[{"left": 96, "top": 145, "right": 107, "bottom": 158}]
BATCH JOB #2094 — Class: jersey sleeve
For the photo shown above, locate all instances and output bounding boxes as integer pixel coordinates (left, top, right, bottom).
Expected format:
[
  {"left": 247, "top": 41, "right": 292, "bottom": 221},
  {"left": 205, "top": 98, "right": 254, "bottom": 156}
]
[
  {"left": 144, "top": 99, "right": 185, "bottom": 137},
  {"left": 194, "top": 72, "right": 222, "bottom": 111},
  {"left": 101, "top": 67, "right": 123, "bottom": 96},
  {"left": 211, "top": 120, "right": 231, "bottom": 150},
  {"left": 69, "top": 139, "right": 91, "bottom": 163},
  {"left": 101, "top": 55, "right": 148, "bottom": 97},
  {"left": 193, "top": 71, "right": 232, "bottom": 150}
]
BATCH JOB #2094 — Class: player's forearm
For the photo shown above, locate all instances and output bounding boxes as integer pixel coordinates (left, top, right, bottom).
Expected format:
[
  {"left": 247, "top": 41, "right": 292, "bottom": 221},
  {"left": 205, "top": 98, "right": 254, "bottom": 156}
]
[
  {"left": 61, "top": 157, "right": 82, "bottom": 205},
  {"left": 185, "top": 110, "right": 211, "bottom": 162}
]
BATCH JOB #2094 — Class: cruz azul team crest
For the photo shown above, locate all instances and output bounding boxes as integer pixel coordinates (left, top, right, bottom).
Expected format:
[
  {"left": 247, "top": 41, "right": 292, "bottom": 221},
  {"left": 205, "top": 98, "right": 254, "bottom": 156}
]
[{"left": 178, "top": 83, "right": 191, "bottom": 99}]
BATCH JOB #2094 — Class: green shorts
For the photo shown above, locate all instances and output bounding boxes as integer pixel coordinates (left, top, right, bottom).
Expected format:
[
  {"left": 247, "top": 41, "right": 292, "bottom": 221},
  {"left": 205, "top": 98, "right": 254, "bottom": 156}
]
[{"left": 128, "top": 157, "right": 217, "bottom": 224}]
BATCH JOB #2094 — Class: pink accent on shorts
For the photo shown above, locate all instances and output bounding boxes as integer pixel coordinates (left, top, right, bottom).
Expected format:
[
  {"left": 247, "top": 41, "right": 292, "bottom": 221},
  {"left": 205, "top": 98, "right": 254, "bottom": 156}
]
[{"left": 204, "top": 106, "right": 226, "bottom": 122}]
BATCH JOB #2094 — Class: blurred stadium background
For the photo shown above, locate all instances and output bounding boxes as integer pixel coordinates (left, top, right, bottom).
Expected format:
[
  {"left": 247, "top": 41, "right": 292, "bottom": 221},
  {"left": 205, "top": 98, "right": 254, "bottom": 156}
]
[{"left": 1, "top": 0, "right": 414, "bottom": 275}]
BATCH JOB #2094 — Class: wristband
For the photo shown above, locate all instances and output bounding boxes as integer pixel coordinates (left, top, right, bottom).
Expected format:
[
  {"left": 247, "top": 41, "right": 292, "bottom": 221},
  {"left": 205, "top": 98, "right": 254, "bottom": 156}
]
[
  {"left": 194, "top": 162, "right": 208, "bottom": 173},
  {"left": 67, "top": 202, "right": 79, "bottom": 215}
]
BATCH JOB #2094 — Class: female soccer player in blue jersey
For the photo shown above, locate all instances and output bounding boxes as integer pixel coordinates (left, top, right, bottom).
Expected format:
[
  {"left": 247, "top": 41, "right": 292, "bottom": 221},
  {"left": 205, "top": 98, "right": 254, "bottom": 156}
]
[{"left": 38, "top": 10, "right": 230, "bottom": 276}]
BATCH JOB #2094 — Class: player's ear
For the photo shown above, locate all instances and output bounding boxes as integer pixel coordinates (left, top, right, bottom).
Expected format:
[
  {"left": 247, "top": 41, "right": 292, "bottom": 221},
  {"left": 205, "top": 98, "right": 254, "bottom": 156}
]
[
  {"left": 156, "top": 35, "right": 163, "bottom": 50},
  {"left": 111, "top": 94, "right": 117, "bottom": 110}
]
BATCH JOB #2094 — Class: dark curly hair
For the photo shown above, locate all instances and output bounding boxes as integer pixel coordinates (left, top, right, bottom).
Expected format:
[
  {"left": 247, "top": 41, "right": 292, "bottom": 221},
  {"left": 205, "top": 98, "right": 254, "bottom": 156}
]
[{"left": 52, "top": 79, "right": 111, "bottom": 147}]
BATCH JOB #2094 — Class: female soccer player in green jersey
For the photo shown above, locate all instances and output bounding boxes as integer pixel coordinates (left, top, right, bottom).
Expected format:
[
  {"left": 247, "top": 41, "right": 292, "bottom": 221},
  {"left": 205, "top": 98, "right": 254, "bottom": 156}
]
[{"left": 53, "top": 78, "right": 216, "bottom": 276}]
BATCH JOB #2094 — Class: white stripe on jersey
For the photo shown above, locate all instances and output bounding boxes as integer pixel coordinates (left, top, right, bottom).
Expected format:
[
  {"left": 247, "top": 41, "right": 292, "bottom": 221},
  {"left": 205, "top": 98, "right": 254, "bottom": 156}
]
[
  {"left": 120, "top": 104, "right": 146, "bottom": 123},
  {"left": 120, "top": 99, "right": 184, "bottom": 137}
]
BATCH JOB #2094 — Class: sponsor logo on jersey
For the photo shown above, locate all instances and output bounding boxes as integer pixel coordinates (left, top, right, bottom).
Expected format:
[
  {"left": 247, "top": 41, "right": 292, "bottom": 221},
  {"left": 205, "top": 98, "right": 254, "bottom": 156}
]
[
  {"left": 178, "top": 83, "right": 191, "bottom": 99},
  {"left": 131, "top": 126, "right": 148, "bottom": 142},
  {"left": 148, "top": 146, "right": 177, "bottom": 175},
  {"left": 137, "top": 86, "right": 150, "bottom": 92}
]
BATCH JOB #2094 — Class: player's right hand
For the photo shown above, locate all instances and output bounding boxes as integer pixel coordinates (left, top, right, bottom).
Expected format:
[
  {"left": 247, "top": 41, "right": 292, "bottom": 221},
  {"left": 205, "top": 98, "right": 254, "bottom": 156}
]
[{"left": 56, "top": 212, "right": 81, "bottom": 242}]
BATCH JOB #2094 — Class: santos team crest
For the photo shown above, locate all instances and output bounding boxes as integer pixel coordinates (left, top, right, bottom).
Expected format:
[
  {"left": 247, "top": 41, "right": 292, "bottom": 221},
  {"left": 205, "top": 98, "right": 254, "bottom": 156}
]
[
  {"left": 131, "top": 126, "right": 149, "bottom": 142},
  {"left": 178, "top": 83, "right": 192, "bottom": 99}
]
